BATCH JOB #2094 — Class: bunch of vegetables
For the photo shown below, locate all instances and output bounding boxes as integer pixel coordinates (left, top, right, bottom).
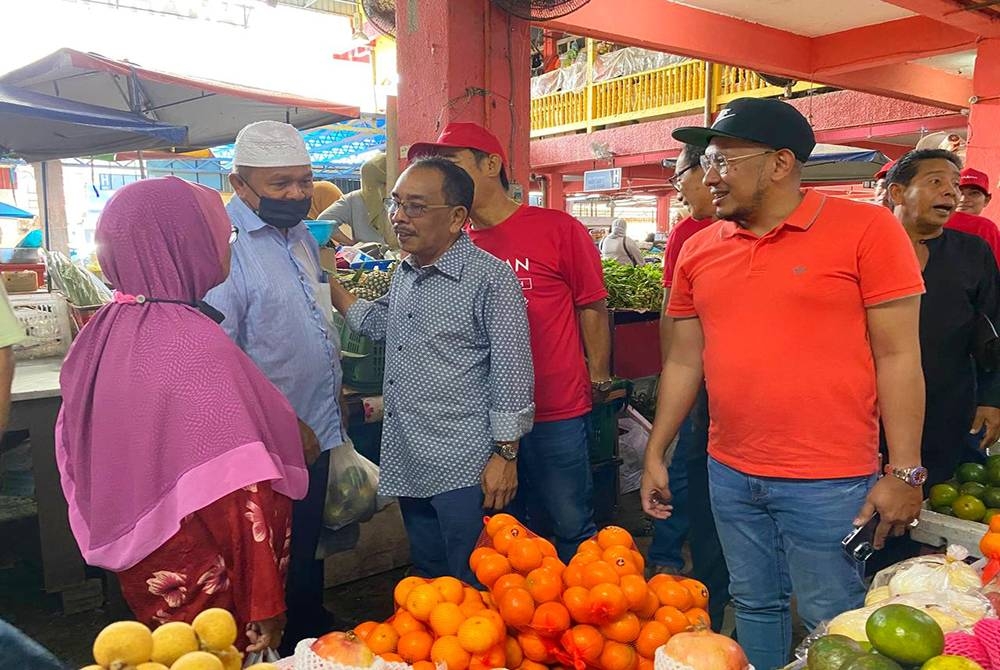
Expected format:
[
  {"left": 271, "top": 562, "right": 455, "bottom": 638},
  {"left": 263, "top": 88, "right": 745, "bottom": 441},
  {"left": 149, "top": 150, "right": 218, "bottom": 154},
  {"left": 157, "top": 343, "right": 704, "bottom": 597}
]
[
  {"left": 47, "top": 251, "right": 112, "bottom": 307},
  {"left": 601, "top": 260, "right": 663, "bottom": 313},
  {"left": 337, "top": 265, "right": 395, "bottom": 302}
]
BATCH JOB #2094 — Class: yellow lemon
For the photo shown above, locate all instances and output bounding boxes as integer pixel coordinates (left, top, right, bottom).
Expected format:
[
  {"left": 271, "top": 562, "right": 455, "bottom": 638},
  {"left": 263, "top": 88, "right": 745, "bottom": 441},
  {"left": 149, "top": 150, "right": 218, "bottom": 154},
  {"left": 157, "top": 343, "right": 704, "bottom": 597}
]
[
  {"left": 214, "top": 645, "right": 242, "bottom": 670},
  {"left": 168, "top": 650, "right": 224, "bottom": 670},
  {"left": 137, "top": 663, "right": 170, "bottom": 670},
  {"left": 151, "top": 621, "right": 199, "bottom": 666},
  {"left": 93, "top": 620, "right": 154, "bottom": 668},
  {"left": 191, "top": 609, "right": 237, "bottom": 651},
  {"left": 244, "top": 664, "right": 279, "bottom": 670}
]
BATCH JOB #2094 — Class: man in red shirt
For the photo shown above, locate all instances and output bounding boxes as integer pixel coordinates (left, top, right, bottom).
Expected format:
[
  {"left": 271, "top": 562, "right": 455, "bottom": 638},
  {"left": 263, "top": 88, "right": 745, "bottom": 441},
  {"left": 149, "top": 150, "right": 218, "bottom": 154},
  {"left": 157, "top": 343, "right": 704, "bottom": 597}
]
[
  {"left": 409, "top": 123, "right": 613, "bottom": 561},
  {"left": 641, "top": 98, "right": 927, "bottom": 669},
  {"left": 957, "top": 167, "right": 993, "bottom": 216},
  {"left": 945, "top": 168, "right": 1000, "bottom": 268}
]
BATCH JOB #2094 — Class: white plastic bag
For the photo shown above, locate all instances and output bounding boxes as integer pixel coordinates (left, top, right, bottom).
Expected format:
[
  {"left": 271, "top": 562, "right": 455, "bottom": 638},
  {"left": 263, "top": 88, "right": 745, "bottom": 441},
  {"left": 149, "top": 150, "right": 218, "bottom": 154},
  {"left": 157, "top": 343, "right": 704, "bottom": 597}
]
[
  {"left": 827, "top": 590, "right": 995, "bottom": 641},
  {"left": 869, "top": 545, "right": 982, "bottom": 597},
  {"left": 619, "top": 407, "right": 651, "bottom": 494},
  {"left": 321, "top": 439, "right": 386, "bottom": 531}
]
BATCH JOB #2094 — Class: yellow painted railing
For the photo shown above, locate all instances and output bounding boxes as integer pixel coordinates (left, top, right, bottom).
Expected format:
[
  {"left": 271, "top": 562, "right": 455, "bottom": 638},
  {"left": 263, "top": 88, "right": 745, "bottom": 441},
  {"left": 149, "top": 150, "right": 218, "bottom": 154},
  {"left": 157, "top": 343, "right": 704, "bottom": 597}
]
[{"left": 531, "top": 59, "right": 820, "bottom": 138}]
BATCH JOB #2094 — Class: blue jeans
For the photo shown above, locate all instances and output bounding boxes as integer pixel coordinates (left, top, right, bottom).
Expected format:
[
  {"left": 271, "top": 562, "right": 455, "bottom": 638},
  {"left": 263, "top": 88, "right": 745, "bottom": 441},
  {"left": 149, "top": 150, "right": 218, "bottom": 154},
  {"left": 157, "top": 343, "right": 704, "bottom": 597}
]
[
  {"left": 398, "top": 485, "right": 485, "bottom": 585},
  {"left": 708, "top": 457, "right": 874, "bottom": 670},
  {"left": 648, "top": 415, "right": 692, "bottom": 570},
  {"left": 510, "top": 416, "right": 596, "bottom": 562}
]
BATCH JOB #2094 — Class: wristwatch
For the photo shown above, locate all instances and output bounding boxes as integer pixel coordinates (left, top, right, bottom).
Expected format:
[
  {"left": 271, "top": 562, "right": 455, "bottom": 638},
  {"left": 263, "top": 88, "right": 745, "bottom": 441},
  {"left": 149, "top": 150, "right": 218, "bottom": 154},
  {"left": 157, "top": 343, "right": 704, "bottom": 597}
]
[
  {"left": 493, "top": 441, "right": 519, "bottom": 461},
  {"left": 884, "top": 464, "right": 928, "bottom": 487},
  {"left": 592, "top": 379, "right": 615, "bottom": 393}
]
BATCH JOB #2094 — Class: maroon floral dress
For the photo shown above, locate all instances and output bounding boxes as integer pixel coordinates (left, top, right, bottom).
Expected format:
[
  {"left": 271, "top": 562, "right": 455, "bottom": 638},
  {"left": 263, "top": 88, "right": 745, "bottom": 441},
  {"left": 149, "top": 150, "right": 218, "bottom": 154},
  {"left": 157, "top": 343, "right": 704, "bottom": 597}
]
[{"left": 118, "top": 482, "right": 292, "bottom": 650}]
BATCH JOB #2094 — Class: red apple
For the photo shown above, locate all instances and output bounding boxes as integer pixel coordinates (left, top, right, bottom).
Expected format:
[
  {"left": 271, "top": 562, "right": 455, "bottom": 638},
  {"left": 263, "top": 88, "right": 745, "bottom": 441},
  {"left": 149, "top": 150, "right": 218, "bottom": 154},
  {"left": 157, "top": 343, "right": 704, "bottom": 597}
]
[{"left": 663, "top": 630, "right": 749, "bottom": 670}]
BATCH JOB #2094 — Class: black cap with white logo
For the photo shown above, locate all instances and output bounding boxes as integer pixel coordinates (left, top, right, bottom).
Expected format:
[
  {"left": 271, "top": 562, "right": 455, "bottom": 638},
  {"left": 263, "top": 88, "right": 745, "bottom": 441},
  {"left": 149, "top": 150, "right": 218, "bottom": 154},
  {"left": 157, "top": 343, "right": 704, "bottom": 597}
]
[{"left": 672, "top": 97, "right": 816, "bottom": 163}]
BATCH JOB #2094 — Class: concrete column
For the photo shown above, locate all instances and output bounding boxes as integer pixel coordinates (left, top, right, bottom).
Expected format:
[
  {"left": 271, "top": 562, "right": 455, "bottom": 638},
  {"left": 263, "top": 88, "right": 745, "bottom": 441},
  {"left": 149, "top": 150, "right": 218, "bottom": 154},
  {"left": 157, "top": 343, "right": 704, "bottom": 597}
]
[
  {"left": 656, "top": 193, "right": 672, "bottom": 236},
  {"left": 395, "top": 0, "right": 532, "bottom": 191},
  {"left": 967, "top": 38, "right": 1000, "bottom": 222},
  {"left": 545, "top": 172, "right": 566, "bottom": 212},
  {"left": 32, "top": 161, "right": 70, "bottom": 255}
]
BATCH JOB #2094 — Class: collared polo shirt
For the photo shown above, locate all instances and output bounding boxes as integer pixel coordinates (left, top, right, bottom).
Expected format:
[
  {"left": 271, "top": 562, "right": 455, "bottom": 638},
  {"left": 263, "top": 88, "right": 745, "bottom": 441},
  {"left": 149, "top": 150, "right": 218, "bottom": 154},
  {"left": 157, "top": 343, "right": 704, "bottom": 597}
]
[{"left": 668, "top": 190, "right": 924, "bottom": 479}]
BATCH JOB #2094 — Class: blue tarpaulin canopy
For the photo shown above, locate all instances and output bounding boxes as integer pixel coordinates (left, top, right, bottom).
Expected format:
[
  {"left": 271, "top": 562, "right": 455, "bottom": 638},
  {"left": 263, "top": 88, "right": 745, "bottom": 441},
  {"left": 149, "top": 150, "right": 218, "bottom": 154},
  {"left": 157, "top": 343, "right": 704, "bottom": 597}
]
[
  {"left": 0, "top": 84, "right": 189, "bottom": 162},
  {"left": 802, "top": 146, "right": 889, "bottom": 183},
  {"left": 0, "top": 202, "right": 33, "bottom": 219}
]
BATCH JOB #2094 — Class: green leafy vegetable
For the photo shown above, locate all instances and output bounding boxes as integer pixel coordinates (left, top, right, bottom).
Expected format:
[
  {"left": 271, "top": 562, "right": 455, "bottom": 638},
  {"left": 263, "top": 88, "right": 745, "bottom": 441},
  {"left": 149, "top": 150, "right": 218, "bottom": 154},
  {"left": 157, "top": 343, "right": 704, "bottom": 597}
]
[{"left": 602, "top": 259, "right": 663, "bottom": 312}]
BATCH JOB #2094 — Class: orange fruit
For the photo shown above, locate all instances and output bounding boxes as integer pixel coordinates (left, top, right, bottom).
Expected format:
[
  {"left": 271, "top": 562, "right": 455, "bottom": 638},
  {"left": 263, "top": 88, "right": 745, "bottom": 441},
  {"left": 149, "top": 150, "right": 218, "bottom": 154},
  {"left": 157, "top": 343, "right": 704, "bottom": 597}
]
[
  {"left": 353, "top": 620, "right": 378, "bottom": 641},
  {"left": 562, "top": 585, "right": 592, "bottom": 624},
  {"left": 570, "top": 551, "right": 600, "bottom": 568},
  {"left": 457, "top": 615, "right": 501, "bottom": 654},
  {"left": 526, "top": 568, "right": 563, "bottom": 604},
  {"left": 520, "top": 661, "right": 549, "bottom": 670},
  {"left": 686, "top": 607, "right": 710, "bottom": 628},
  {"left": 652, "top": 580, "right": 694, "bottom": 611},
  {"left": 630, "top": 550, "right": 646, "bottom": 574},
  {"left": 469, "top": 546, "right": 497, "bottom": 573},
  {"left": 678, "top": 578, "right": 709, "bottom": 610},
  {"left": 492, "top": 572, "right": 527, "bottom": 598},
  {"left": 493, "top": 523, "right": 528, "bottom": 555},
  {"left": 600, "top": 640, "right": 638, "bottom": 670},
  {"left": 394, "top": 576, "right": 426, "bottom": 608},
  {"left": 406, "top": 583, "right": 443, "bottom": 622},
  {"left": 497, "top": 587, "right": 536, "bottom": 627},
  {"left": 397, "top": 630, "right": 433, "bottom": 663},
  {"left": 620, "top": 574, "right": 648, "bottom": 611},
  {"left": 577, "top": 539, "right": 603, "bottom": 556},
  {"left": 411, "top": 662, "right": 435, "bottom": 670},
  {"left": 518, "top": 630, "right": 555, "bottom": 664},
  {"left": 597, "top": 526, "right": 634, "bottom": 550},
  {"left": 504, "top": 635, "right": 524, "bottom": 668},
  {"left": 460, "top": 589, "right": 487, "bottom": 617},
  {"left": 635, "top": 620, "right": 671, "bottom": 658},
  {"left": 486, "top": 513, "right": 518, "bottom": 538},
  {"left": 601, "top": 612, "right": 641, "bottom": 643},
  {"left": 561, "top": 624, "right": 604, "bottom": 665},
  {"left": 429, "top": 602, "right": 465, "bottom": 637},
  {"left": 582, "top": 560, "right": 620, "bottom": 588},
  {"left": 647, "top": 573, "right": 671, "bottom": 590},
  {"left": 431, "top": 635, "right": 471, "bottom": 670},
  {"left": 655, "top": 605, "right": 691, "bottom": 635},
  {"left": 508, "top": 538, "right": 545, "bottom": 573},
  {"left": 541, "top": 556, "right": 566, "bottom": 576},
  {"left": 477, "top": 608, "right": 508, "bottom": 639},
  {"left": 366, "top": 623, "right": 399, "bottom": 655},
  {"left": 392, "top": 610, "right": 427, "bottom": 636},
  {"left": 588, "top": 583, "right": 628, "bottom": 624},
  {"left": 474, "top": 553, "right": 511, "bottom": 589},
  {"left": 637, "top": 588, "right": 661, "bottom": 619},
  {"left": 379, "top": 652, "right": 404, "bottom": 663},
  {"left": 535, "top": 538, "right": 558, "bottom": 558},
  {"left": 530, "top": 601, "right": 571, "bottom": 636},
  {"left": 638, "top": 657, "right": 655, "bottom": 670},
  {"left": 434, "top": 576, "right": 465, "bottom": 604},
  {"left": 562, "top": 563, "right": 585, "bottom": 588},
  {"left": 469, "top": 643, "right": 506, "bottom": 670}
]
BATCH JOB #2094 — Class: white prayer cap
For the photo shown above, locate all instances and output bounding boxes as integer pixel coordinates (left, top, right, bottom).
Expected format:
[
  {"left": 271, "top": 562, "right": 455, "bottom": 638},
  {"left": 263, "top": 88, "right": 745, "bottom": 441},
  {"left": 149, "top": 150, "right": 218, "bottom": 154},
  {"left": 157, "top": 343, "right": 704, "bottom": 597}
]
[{"left": 233, "top": 120, "right": 311, "bottom": 168}]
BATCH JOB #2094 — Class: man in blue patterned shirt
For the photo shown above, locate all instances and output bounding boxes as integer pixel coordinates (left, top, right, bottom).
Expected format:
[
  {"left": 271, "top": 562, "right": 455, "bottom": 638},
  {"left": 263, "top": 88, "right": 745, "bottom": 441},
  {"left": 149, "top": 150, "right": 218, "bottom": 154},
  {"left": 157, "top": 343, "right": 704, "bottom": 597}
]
[
  {"left": 329, "top": 158, "right": 535, "bottom": 583},
  {"left": 204, "top": 121, "right": 344, "bottom": 650}
]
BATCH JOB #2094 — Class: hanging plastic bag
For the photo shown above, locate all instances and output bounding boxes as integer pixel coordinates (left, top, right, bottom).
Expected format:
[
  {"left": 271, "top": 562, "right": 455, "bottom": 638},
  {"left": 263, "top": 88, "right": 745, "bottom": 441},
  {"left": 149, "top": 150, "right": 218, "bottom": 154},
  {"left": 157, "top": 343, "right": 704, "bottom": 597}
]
[
  {"left": 868, "top": 545, "right": 982, "bottom": 598},
  {"left": 321, "top": 439, "right": 388, "bottom": 532}
]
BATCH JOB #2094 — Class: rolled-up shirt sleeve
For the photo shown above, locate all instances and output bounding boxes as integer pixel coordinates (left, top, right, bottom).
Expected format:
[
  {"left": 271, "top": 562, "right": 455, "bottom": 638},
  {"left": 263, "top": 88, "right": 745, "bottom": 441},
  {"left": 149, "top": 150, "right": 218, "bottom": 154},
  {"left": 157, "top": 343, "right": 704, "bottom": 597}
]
[
  {"left": 484, "top": 268, "right": 536, "bottom": 442},
  {"left": 345, "top": 293, "right": 390, "bottom": 341}
]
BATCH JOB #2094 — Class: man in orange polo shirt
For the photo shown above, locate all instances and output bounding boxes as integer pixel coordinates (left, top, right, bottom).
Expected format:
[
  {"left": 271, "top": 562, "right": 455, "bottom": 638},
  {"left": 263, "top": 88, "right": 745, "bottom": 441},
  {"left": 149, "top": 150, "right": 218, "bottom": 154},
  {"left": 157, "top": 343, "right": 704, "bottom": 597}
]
[{"left": 640, "top": 97, "right": 927, "bottom": 669}]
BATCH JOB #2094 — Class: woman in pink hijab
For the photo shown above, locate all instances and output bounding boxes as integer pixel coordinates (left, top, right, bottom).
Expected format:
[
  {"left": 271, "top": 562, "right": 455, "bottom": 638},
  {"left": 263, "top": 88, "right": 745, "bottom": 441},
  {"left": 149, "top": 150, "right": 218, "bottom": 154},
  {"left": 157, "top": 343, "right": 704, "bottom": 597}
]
[{"left": 56, "top": 177, "right": 308, "bottom": 652}]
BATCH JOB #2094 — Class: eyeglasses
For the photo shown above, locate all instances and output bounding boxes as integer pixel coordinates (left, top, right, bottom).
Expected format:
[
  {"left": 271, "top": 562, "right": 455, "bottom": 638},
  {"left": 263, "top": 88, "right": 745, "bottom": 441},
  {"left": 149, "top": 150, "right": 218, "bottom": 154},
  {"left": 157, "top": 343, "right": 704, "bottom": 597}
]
[
  {"left": 229, "top": 226, "right": 239, "bottom": 244},
  {"left": 669, "top": 163, "right": 697, "bottom": 191},
  {"left": 699, "top": 150, "right": 775, "bottom": 176},
  {"left": 383, "top": 198, "right": 456, "bottom": 218}
]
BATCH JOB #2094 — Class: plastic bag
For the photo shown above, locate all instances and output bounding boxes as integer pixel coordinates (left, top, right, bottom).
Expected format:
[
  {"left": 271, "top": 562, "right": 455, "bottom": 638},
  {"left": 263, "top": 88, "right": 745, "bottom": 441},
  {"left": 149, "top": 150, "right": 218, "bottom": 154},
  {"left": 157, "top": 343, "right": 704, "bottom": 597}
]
[
  {"left": 618, "top": 408, "right": 651, "bottom": 494},
  {"left": 869, "top": 545, "right": 982, "bottom": 597},
  {"left": 321, "top": 439, "right": 388, "bottom": 532},
  {"left": 825, "top": 590, "right": 995, "bottom": 641},
  {"left": 292, "top": 638, "right": 438, "bottom": 670},
  {"left": 245, "top": 647, "right": 281, "bottom": 668}
]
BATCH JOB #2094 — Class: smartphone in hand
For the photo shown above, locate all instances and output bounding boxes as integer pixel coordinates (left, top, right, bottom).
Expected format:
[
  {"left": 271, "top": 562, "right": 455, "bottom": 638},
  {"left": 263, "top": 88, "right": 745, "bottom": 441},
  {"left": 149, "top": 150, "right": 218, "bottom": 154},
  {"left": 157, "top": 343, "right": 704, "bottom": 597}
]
[{"left": 842, "top": 512, "right": 880, "bottom": 562}]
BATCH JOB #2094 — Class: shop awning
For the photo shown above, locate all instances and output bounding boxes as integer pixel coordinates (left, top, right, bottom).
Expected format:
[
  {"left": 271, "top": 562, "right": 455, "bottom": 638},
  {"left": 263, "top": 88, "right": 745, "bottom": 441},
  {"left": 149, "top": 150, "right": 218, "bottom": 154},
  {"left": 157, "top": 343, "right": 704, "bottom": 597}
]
[
  {"left": 803, "top": 145, "right": 889, "bottom": 184},
  {"left": 0, "top": 202, "right": 34, "bottom": 219},
  {"left": 0, "top": 84, "right": 189, "bottom": 162},
  {"left": 0, "top": 48, "right": 359, "bottom": 160}
]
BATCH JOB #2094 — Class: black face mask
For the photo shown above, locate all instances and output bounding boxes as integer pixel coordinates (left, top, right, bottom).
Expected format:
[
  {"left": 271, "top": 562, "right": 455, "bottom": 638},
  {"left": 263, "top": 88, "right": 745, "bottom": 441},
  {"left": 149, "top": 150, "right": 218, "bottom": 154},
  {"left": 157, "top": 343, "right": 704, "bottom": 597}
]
[{"left": 240, "top": 178, "right": 310, "bottom": 229}]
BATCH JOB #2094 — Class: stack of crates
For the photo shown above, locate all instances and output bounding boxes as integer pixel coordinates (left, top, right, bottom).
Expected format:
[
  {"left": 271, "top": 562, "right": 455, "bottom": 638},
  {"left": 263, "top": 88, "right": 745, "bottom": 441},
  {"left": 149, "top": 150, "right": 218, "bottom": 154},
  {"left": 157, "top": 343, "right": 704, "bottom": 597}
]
[
  {"left": 332, "top": 312, "right": 385, "bottom": 394},
  {"left": 588, "top": 378, "right": 632, "bottom": 526}
]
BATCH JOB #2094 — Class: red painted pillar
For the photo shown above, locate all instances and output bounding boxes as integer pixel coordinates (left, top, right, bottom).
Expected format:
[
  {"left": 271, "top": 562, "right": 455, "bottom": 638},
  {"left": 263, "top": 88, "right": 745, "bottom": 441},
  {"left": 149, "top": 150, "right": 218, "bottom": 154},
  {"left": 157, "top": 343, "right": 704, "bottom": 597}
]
[
  {"left": 546, "top": 172, "right": 566, "bottom": 212},
  {"left": 968, "top": 39, "right": 1000, "bottom": 222},
  {"left": 656, "top": 193, "right": 672, "bottom": 236},
  {"left": 395, "top": 0, "right": 532, "bottom": 192}
]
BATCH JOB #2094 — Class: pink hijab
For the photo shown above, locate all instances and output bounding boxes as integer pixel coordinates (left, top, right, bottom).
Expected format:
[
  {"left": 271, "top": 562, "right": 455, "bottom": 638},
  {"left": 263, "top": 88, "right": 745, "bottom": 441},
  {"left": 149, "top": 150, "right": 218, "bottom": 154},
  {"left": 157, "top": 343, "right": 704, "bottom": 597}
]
[{"left": 56, "top": 176, "right": 308, "bottom": 572}]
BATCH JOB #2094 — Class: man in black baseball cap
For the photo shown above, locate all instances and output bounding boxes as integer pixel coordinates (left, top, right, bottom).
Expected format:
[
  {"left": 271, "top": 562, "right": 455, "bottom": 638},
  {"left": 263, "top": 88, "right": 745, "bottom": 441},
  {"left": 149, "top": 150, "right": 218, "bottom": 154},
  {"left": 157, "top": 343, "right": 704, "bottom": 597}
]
[{"left": 641, "top": 96, "right": 926, "bottom": 669}]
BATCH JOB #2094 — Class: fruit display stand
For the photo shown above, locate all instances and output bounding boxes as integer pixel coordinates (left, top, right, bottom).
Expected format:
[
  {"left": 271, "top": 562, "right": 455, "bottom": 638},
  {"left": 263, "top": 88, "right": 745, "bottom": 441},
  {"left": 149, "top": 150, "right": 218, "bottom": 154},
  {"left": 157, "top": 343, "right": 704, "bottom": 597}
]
[{"left": 911, "top": 505, "right": 986, "bottom": 559}]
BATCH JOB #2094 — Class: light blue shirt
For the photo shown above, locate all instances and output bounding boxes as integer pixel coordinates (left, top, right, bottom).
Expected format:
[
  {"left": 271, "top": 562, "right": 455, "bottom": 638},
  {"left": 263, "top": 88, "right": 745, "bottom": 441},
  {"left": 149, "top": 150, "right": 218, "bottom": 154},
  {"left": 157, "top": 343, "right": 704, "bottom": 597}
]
[
  {"left": 205, "top": 196, "right": 344, "bottom": 451},
  {"left": 346, "top": 234, "right": 535, "bottom": 497}
]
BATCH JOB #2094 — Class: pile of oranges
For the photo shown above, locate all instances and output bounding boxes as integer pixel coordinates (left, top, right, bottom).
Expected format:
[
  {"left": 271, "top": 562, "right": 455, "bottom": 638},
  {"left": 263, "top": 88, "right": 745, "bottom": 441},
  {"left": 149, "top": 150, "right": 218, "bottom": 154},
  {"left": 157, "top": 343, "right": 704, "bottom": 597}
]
[{"left": 352, "top": 515, "right": 711, "bottom": 670}]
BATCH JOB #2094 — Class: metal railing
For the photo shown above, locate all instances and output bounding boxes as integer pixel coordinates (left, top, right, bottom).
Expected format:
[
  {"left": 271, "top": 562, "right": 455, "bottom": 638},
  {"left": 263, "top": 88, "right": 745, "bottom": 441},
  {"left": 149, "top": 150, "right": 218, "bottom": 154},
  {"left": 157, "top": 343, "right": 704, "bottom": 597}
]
[{"left": 531, "top": 58, "right": 820, "bottom": 138}]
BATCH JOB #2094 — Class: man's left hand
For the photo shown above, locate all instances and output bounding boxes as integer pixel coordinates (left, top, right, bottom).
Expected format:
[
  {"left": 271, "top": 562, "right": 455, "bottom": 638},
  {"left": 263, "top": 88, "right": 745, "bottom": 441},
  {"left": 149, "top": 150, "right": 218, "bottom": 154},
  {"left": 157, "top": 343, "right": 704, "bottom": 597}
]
[
  {"left": 481, "top": 455, "right": 518, "bottom": 511},
  {"left": 854, "top": 475, "right": 922, "bottom": 550},
  {"left": 972, "top": 405, "right": 1000, "bottom": 450},
  {"left": 298, "top": 419, "right": 321, "bottom": 466}
]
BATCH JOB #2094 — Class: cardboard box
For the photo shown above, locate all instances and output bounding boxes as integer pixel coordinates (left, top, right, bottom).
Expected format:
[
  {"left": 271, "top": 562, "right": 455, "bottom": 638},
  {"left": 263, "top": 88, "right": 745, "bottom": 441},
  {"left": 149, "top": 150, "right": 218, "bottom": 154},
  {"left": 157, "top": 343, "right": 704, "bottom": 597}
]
[{"left": 3, "top": 270, "right": 38, "bottom": 293}]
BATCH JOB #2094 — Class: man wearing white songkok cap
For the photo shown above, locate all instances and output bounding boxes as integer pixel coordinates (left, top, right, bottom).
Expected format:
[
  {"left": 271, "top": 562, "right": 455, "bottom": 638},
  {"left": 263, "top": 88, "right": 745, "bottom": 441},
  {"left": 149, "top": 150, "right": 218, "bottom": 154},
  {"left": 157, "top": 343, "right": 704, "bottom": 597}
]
[{"left": 205, "top": 120, "right": 344, "bottom": 651}]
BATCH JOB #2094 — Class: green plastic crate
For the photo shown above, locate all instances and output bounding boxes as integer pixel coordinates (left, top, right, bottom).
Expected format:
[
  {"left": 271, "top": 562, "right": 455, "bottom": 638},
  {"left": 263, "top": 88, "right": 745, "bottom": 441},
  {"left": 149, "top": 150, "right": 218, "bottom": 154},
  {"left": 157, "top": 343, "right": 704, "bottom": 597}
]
[
  {"left": 587, "top": 379, "right": 633, "bottom": 462},
  {"left": 332, "top": 312, "right": 385, "bottom": 394}
]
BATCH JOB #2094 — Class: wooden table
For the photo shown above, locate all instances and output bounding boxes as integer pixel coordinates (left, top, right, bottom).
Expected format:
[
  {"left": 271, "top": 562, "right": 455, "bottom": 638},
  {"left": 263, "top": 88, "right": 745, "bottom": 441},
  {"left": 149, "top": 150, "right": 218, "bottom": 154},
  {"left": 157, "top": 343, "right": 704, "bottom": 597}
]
[{"left": 11, "top": 357, "right": 104, "bottom": 613}]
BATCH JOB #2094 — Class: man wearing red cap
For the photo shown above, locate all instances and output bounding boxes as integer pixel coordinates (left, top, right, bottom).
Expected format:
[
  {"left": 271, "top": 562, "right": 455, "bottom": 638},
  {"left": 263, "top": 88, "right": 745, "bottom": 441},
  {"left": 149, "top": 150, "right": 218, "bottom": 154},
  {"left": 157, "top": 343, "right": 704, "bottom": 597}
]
[
  {"left": 872, "top": 160, "right": 895, "bottom": 209},
  {"left": 409, "top": 122, "right": 612, "bottom": 561},
  {"left": 958, "top": 167, "right": 993, "bottom": 216}
]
